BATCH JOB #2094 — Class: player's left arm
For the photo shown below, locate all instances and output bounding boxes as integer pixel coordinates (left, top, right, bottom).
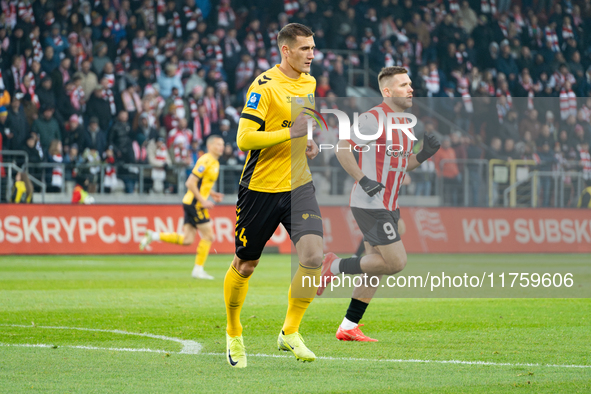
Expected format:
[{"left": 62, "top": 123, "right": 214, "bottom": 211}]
[{"left": 407, "top": 133, "right": 440, "bottom": 172}]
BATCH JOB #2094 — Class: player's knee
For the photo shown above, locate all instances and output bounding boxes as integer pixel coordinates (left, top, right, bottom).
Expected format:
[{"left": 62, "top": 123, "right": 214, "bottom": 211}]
[
  {"left": 233, "top": 256, "right": 258, "bottom": 277},
  {"left": 203, "top": 232, "right": 215, "bottom": 243},
  {"left": 184, "top": 232, "right": 196, "bottom": 245},
  {"left": 300, "top": 250, "right": 323, "bottom": 269},
  {"left": 384, "top": 254, "right": 407, "bottom": 275}
]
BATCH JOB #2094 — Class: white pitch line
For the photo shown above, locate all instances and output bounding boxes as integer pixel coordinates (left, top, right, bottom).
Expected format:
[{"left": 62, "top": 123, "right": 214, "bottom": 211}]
[
  {"left": 0, "top": 343, "right": 170, "bottom": 354},
  {"left": 2, "top": 325, "right": 590, "bottom": 369},
  {"left": 0, "top": 324, "right": 202, "bottom": 354},
  {"left": 199, "top": 352, "right": 591, "bottom": 369}
]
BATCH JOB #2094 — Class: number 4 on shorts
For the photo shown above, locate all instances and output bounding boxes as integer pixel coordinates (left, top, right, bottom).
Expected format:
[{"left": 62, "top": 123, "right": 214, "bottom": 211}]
[{"left": 238, "top": 228, "right": 248, "bottom": 246}]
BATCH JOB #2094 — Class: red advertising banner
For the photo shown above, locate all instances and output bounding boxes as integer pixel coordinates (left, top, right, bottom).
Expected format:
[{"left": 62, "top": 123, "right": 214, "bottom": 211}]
[{"left": 0, "top": 205, "right": 590, "bottom": 254}]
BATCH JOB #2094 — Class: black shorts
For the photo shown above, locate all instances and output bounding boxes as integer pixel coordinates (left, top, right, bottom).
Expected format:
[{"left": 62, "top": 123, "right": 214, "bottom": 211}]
[
  {"left": 351, "top": 207, "right": 401, "bottom": 247},
  {"left": 183, "top": 204, "right": 210, "bottom": 227},
  {"left": 235, "top": 182, "right": 323, "bottom": 261}
]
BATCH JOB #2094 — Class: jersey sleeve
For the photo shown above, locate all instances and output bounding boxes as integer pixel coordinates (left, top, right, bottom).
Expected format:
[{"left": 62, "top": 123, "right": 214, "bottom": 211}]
[
  {"left": 241, "top": 83, "right": 269, "bottom": 125},
  {"left": 192, "top": 156, "right": 210, "bottom": 178},
  {"left": 349, "top": 112, "right": 379, "bottom": 148},
  {"left": 236, "top": 81, "right": 290, "bottom": 151}
]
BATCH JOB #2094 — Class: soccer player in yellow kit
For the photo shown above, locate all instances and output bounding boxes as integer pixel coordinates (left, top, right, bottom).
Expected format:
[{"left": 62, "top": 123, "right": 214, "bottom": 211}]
[
  {"left": 140, "top": 135, "right": 225, "bottom": 280},
  {"left": 225, "top": 23, "right": 323, "bottom": 368}
]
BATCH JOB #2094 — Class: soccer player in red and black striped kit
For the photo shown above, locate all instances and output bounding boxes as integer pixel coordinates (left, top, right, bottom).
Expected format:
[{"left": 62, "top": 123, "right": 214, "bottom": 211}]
[{"left": 318, "top": 66, "right": 440, "bottom": 341}]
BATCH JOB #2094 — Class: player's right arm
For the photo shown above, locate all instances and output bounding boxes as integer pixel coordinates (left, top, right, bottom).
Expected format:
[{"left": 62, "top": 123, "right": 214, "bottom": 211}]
[
  {"left": 335, "top": 139, "right": 364, "bottom": 181},
  {"left": 236, "top": 85, "right": 309, "bottom": 151},
  {"left": 335, "top": 112, "right": 384, "bottom": 197}
]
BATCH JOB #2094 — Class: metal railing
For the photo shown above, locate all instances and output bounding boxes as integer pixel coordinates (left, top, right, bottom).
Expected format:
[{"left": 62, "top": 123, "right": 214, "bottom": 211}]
[
  {"left": 3, "top": 152, "right": 589, "bottom": 208},
  {"left": 26, "top": 162, "right": 191, "bottom": 195},
  {"left": 437, "top": 158, "right": 489, "bottom": 207},
  {"left": 0, "top": 162, "right": 46, "bottom": 202},
  {"left": 0, "top": 150, "right": 29, "bottom": 168},
  {"left": 503, "top": 171, "right": 587, "bottom": 208}
]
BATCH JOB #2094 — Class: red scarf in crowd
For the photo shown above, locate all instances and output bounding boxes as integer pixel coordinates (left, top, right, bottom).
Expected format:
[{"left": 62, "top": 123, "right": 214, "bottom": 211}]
[
  {"left": 559, "top": 88, "right": 577, "bottom": 120},
  {"left": 192, "top": 114, "right": 211, "bottom": 144}
]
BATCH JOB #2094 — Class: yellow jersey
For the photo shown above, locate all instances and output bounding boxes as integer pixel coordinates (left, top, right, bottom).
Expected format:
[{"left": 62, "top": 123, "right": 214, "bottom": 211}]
[
  {"left": 182, "top": 153, "right": 220, "bottom": 208},
  {"left": 239, "top": 64, "right": 315, "bottom": 193},
  {"left": 578, "top": 186, "right": 591, "bottom": 208}
]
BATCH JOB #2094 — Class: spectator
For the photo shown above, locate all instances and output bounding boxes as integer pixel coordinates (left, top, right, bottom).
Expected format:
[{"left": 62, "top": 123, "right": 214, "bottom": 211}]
[
  {"left": 466, "top": 135, "right": 485, "bottom": 206},
  {"left": 11, "top": 172, "right": 33, "bottom": 203},
  {"left": 496, "top": 40, "right": 519, "bottom": 82},
  {"left": 76, "top": 60, "right": 99, "bottom": 98},
  {"left": 450, "top": 131, "right": 467, "bottom": 174},
  {"left": 84, "top": 117, "right": 108, "bottom": 157},
  {"left": 109, "top": 110, "right": 134, "bottom": 164},
  {"left": 47, "top": 139, "right": 64, "bottom": 192},
  {"left": 215, "top": 119, "right": 235, "bottom": 146},
  {"left": 64, "top": 144, "right": 83, "bottom": 180},
  {"left": 578, "top": 141, "right": 591, "bottom": 181},
  {"left": 92, "top": 43, "right": 111, "bottom": 75},
  {"left": 520, "top": 109, "right": 542, "bottom": 141},
  {"left": 577, "top": 179, "right": 591, "bottom": 208},
  {"left": 434, "top": 137, "right": 461, "bottom": 206},
  {"left": 134, "top": 113, "right": 159, "bottom": 146},
  {"left": 86, "top": 87, "right": 113, "bottom": 131},
  {"left": 32, "top": 106, "right": 61, "bottom": 153},
  {"left": 46, "top": 23, "right": 68, "bottom": 58},
  {"left": 329, "top": 57, "right": 347, "bottom": 97},
  {"left": 0, "top": 105, "right": 12, "bottom": 152},
  {"left": 167, "top": 118, "right": 192, "bottom": 148},
  {"left": 40, "top": 46, "right": 60, "bottom": 74},
  {"left": 503, "top": 138, "right": 518, "bottom": 161},
  {"left": 64, "top": 114, "right": 86, "bottom": 153},
  {"left": 537, "top": 141, "right": 557, "bottom": 207},
  {"left": 147, "top": 137, "right": 172, "bottom": 193},
  {"left": 170, "top": 134, "right": 192, "bottom": 167},
  {"left": 6, "top": 95, "right": 29, "bottom": 151},
  {"left": 158, "top": 63, "right": 183, "bottom": 98},
  {"left": 51, "top": 57, "right": 72, "bottom": 97},
  {"left": 4, "top": 55, "right": 25, "bottom": 97},
  {"left": 37, "top": 77, "right": 58, "bottom": 110},
  {"left": 536, "top": 125, "right": 555, "bottom": 149}
]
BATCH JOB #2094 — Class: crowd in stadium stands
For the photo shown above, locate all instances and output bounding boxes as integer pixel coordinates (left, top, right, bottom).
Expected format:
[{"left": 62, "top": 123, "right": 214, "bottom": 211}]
[{"left": 0, "top": 0, "right": 591, "bottom": 199}]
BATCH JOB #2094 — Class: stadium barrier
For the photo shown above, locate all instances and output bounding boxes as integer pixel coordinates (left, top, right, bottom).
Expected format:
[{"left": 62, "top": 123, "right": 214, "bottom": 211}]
[{"left": 1, "top": 205, "right": 590, "bottom": 255}]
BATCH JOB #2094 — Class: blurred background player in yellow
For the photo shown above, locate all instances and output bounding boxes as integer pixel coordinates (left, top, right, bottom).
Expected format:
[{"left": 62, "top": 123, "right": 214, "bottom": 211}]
[{"left": 140, "top": 135, "right": 225, "bottom": 280}]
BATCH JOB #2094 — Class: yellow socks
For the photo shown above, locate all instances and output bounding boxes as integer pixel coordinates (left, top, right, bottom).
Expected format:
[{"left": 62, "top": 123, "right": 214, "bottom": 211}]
[
  {"left": 195, "top": 239, "right": 212, "bottom": 266},
  {"left": 159, "top": 233, "right": 185, "bottom": 245},
  {"left": 224, "top": 265, "right": 250, "bottom": 337},
  {"left": 282, "top": 264, "right": 321, "bottom": 335}
]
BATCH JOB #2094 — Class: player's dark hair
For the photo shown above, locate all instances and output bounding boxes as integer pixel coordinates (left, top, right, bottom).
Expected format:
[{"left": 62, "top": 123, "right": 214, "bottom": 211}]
[
  {"left": 378, "top": 66, "right": 408, "bottom": 87},
  {"left": 277, "top": 23, "right": 314, "bottom": 49}
]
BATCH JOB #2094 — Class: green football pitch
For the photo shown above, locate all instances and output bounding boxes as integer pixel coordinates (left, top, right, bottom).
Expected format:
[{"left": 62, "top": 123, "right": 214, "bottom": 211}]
[{"left": 1, "top": 254, "right": 590, "bottom": 393}]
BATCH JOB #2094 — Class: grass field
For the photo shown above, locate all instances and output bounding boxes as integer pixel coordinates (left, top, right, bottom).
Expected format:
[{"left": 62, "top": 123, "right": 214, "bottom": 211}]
[{"left": 1, "top": 254, "right": 590, "bottom": 393}]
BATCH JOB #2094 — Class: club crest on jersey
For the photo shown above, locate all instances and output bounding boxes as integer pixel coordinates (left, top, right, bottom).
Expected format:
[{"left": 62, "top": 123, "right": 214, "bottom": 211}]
[
  {"left": 246, "top": 92, "right": 261, "bottom": 109},
  {"left": 308, "top": 94, "right": 314, "bottom": 104}
]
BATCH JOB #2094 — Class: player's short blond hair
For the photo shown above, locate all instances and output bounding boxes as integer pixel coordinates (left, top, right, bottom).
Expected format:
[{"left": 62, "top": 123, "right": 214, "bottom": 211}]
[
  {"left": 378, "top": 66, "right": 408, "bottom": 89},
  {"left": 206, "top": 135, "right": 224, "bottom": 146},
  {"left": 277, "top": 23, "right": 314, "bottom": 49}
]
